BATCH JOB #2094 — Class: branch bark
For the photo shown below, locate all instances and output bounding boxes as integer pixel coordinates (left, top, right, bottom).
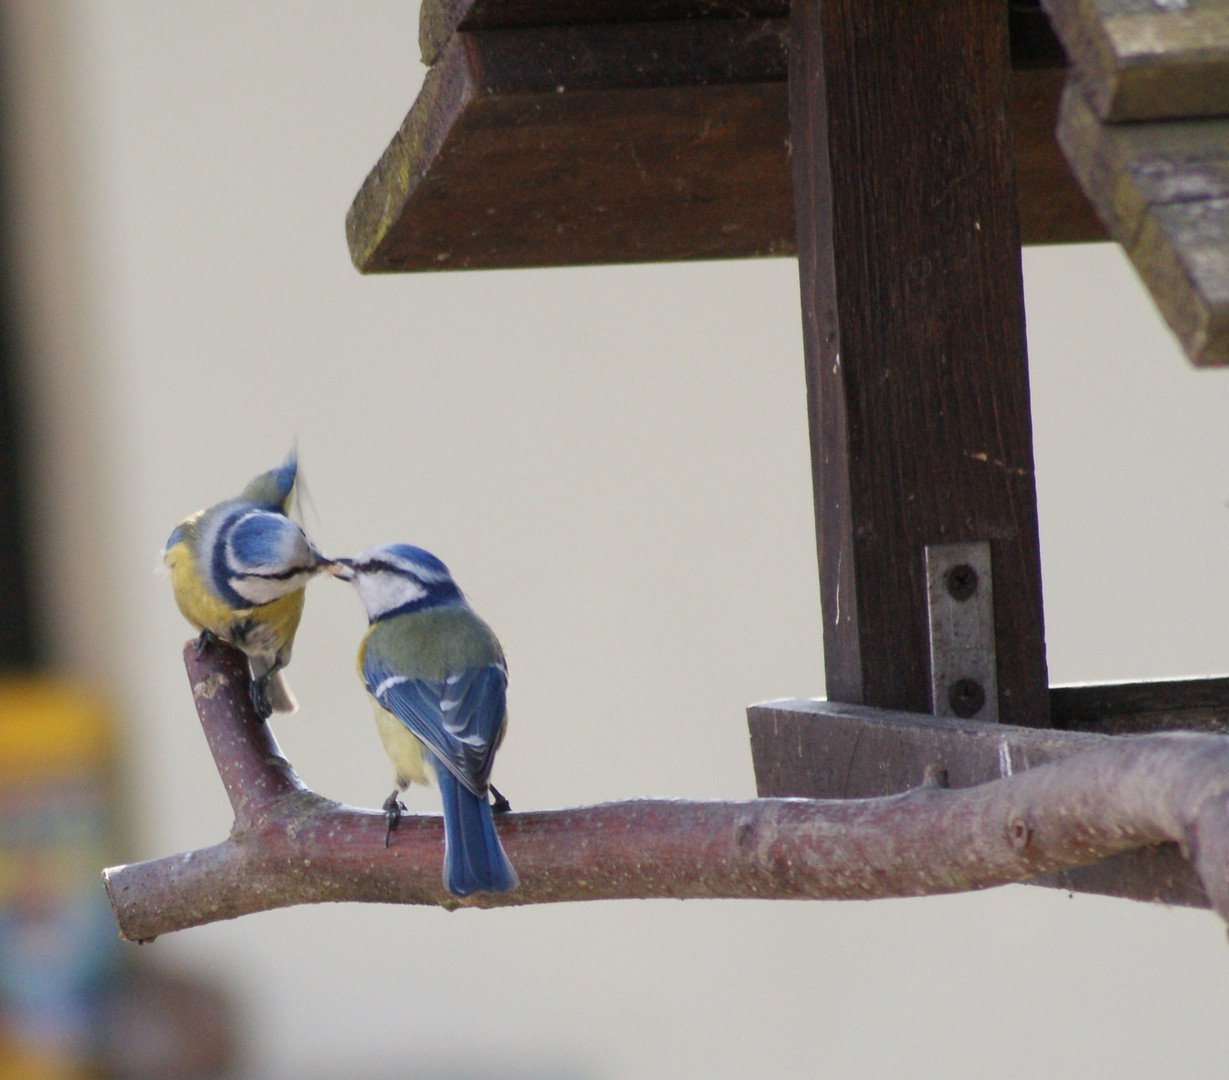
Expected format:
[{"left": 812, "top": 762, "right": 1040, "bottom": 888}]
[{"left": 103, "top": 642, "right": 1229, "bottom": 942}]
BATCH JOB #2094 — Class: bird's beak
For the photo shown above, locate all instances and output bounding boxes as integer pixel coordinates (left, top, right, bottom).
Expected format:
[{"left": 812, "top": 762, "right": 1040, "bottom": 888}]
[{"left": 327, "top": 557, "right": 355, "bottom": 582}]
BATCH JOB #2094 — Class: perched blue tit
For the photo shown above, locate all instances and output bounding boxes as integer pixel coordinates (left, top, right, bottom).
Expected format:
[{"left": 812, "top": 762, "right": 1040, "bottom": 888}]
[
  {"left": 333, "top": 543, "right": 518, "bottom": 897},
  {"left": 163, "top": 453, "right": 330, "bottom": 719}
]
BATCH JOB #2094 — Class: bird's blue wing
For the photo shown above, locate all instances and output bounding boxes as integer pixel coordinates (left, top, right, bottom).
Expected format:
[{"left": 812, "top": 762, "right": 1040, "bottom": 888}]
[{"left": 364, "top": 655, "right": 506, "bottom": 797}]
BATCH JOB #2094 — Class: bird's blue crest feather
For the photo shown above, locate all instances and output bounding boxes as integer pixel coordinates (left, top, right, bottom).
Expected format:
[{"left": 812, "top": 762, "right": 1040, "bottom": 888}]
[
  {"left": 268, "top": 453, "right": 297, "bottom": 501},
  {"left": 239, "top": 451, "right": 298, "bottom": 510}
]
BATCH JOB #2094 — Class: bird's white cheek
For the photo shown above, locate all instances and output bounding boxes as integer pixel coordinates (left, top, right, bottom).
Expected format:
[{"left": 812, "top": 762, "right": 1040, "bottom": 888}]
[
  {"left": 231, "top": 570, "right": 313, "bottom": 606},
  {"left": 354, "top": 572, "right": 426, "bottom": 620}
]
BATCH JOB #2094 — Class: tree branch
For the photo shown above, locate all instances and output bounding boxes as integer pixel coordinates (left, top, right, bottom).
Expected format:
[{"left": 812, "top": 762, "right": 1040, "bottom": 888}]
[{"left": 103, "top": 642, "right": 1229, "bottom": 942}]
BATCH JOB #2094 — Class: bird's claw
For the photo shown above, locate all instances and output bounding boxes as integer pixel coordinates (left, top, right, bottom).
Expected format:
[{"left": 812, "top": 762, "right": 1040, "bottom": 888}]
[
  {"left": 382, "top": 792, "right": 406, "bottom": 848},
  {"left": 193, "top": 629, "right": 220, "bottom": 657},
  {"left": 249, "top": 675, "right": 273, "bottom": 721},
  {"left": 490, "top": 784, "right": 511, "bottom": 814}
]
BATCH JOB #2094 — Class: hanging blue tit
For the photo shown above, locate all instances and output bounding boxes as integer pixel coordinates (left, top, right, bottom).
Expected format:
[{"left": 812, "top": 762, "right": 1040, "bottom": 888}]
[
  {"left": 163, "top": 452, "right": 330, "bottom": 719},
  {"left": 333, "top": 544, "right": 518, "bottom": 897}
]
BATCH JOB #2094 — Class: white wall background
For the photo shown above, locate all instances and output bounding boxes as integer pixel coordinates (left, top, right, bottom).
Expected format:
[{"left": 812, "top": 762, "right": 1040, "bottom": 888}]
[{"left": 4, "top": 3, "right": 1229, "bottom": 1077}]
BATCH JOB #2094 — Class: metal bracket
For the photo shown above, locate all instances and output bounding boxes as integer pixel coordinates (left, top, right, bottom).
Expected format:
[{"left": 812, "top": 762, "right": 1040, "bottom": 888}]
[{"left": 924, "top": 542, "right": 998, "bottom": 722}]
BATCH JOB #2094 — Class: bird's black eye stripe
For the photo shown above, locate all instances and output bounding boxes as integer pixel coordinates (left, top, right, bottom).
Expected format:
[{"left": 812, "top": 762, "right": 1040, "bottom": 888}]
[{"left": 233, "top": 565, "right": 315, "bottom": 582}]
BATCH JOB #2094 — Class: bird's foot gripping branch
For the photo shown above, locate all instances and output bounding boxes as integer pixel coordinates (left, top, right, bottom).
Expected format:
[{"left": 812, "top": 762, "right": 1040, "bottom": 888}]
[{"left": 102, "top": 642, "right": 1229, "bottom": 942}]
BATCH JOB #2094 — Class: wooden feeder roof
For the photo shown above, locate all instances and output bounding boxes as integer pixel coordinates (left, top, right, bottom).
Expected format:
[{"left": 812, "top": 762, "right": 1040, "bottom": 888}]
[{"left": 346, "top": 0, "right": 1104, "bottom": 274}]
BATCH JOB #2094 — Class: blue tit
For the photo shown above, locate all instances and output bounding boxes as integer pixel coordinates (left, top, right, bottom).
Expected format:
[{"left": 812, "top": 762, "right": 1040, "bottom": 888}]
[
  {"left": 163, "top": 452, "right": 330, "bottom": 719},
  {"left": 333, "top": 543, "right": 518, "bottom": 897}
]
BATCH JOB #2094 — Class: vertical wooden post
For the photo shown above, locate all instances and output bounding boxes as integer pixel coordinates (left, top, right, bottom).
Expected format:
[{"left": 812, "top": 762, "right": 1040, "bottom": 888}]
[
  {"left": 0, "top": 51, "right": 40, "bottom": 670},
  {"left": 789, "top": 0, "right": 1049, "bottom": 726}
]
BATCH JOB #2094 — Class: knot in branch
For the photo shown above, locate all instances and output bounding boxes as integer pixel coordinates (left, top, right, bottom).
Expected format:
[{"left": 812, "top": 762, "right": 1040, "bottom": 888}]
[{"left": 1007, "top": 815, "right": 1034, "bottom": 854}]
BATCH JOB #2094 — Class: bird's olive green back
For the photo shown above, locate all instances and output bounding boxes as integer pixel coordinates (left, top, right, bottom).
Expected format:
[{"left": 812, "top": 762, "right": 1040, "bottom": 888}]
[{"left": 362, "top": 605, "right": 503, "bottom": 683}]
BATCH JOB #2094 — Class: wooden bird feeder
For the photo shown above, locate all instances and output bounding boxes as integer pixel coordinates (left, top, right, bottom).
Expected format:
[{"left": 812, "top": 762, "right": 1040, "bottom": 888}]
[
  {"left": 103, "top": 0, "right": 1229, "bottom": 936},
  {"left": 344, "top": 0, "right": 1229, "bottom": 909}
]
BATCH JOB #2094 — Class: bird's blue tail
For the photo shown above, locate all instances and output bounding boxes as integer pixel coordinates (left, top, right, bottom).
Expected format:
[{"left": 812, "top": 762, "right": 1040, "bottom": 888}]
[{"left": 435, "top": 765, "right": 518, "bottom": 897}]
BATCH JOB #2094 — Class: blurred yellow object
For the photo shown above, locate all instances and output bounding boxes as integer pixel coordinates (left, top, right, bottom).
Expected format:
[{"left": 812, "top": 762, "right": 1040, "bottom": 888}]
[
  {"left": 0, "top": 675, "right": 120, "bottom": 1078},
  {"left": 0, "top": 679, "right": 114, "bottom": 781},
  {"left": 0, "top": 1039, "right": 90, "bottom": 1080},
  {"left": 0, "top": 675, "right": 240, "bottom": 1077}
]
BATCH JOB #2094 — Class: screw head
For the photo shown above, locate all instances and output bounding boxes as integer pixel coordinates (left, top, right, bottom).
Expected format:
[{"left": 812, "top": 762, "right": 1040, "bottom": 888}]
[
  {"left": 945, "top": 563, "right": 978, "bottom": 601},
  {"left": 949, "top": 678, "right": 986, "bottom": 718}
]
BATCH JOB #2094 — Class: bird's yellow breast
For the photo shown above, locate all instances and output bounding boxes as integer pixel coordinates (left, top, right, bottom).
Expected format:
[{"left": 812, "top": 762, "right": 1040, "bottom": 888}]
[
  {"left": 165, "top": 540, "right": 227, "bottom": 632},
  {"left": 164, "top": 538, "right": 304, "bottom": 661},
  {"left": 373, "top": 701, "right": 431, "bottom": 789},
  {"left": 358, "top": 623, "right": 432, "bottom": 791}
]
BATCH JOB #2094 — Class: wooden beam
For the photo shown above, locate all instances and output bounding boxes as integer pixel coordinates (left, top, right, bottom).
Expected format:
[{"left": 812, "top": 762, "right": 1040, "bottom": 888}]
[
  {"left": 750, "top": 678, "right": 1229, "bottom": 798},
  {"left": 420, "top": 0, "right": 1071, "bottom": 67},
  {"left": 1013, "top": 66, "right": 1105, "bottom": 245},
  {"left": 1058, "top": 78, "right": 1229, "bottom": 367},
  {"left": 789, "top": 0, "right": 1049, "bottom": 725},
  {"left": 1051, "top": 675, "right": 1229, "bottom": 734},
  {"left": 347, "top": 19, "right": 794, "bottom": 272},
  {"left": 1041, "top": 0, "right": 1229, "bottom": 121},
  {"left": 749, "top": 699, "right": 1102, "bottom": 801},
  {"left": 347, "top": 13, "right": 1103, "bottom": 274},
  {"left": 420, "top": 0, "right": 789, "bottom": 66}
]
